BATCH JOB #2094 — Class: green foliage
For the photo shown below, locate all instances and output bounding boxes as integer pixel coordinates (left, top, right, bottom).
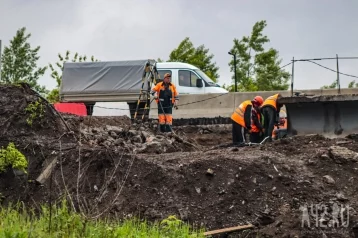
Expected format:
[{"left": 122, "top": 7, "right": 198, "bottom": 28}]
[
  {"left": 0, "top": 27, "right": 48, "bottom": 95},
  {"left": 0, "top": 201, "right": 205, "bottom": 238},
  {"left": 348, "top": 80, "right": 358, "bottom": 88},
  {"left": 228, "top": 20, "right": 290, "bottom": 92},
  {"left": 321, "top": 80, "right": 337, "bottom": 89},
  {"left": 166, "top": 37, "right": 220, "bottom": 83},
  {"left": 25, "top": 98, "right": 45, "bottom": 126},
  {"left": 47, "top": 50, "right": 99, "bottom": 103},
  {"left": 0, "top": 142, "right": 28, "bottom": 174}
]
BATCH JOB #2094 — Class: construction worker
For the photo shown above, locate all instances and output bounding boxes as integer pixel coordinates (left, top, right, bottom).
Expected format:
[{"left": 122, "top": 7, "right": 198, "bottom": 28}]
[
  {"left": 272, "top": 108, "right": 288, "bottom": 139},
  {"left": 231, "top": 96, "right": 264, "bottom": 144},
  {"left": 249, "top": 96, "right": 264, "bottom": 143},
  {"left": 260, "top": 93, "right": 283, "bottom": 141},
  {"left": 151, "top": 73, "right": 179, "bottom": 133}
]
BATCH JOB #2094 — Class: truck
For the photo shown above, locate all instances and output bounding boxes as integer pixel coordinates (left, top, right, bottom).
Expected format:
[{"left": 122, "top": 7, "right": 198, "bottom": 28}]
[{"left": 60, "top": 59, "right": 228, "bottom": 118}]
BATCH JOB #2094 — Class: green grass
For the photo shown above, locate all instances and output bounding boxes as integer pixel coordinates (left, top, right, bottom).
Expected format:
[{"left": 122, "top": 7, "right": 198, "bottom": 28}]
[{"left": 0, "top": 200, "right": 206, "bottom": 238}]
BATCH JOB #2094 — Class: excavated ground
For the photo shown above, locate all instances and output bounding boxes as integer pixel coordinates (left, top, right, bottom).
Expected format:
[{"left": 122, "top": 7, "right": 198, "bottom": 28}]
[{"left": 1, "top": 84, "right": 358, "bottom": 237}]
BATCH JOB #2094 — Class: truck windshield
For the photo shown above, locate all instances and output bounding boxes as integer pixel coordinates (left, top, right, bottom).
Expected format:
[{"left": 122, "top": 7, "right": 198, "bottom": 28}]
[{"left": 194, "top": 69, "right": 217, "bottom": 87}]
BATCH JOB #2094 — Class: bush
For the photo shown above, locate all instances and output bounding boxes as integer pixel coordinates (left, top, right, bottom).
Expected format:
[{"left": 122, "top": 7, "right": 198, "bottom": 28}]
[{"left": 0, "top": 142, "right": 28, "bottom": 174}]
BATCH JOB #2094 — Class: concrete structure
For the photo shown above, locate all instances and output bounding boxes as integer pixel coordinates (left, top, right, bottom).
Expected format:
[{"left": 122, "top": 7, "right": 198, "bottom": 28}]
[
  {"left": 149, "top": 88, "right": 358, "bottom": 119},
  {"left": 280, "top": 94, "right": 358, "bottom": 137}
]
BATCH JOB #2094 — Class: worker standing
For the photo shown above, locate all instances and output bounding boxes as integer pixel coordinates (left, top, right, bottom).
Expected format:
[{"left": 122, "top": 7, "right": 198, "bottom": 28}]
[
  {"left": 260, "top": 93, "right": 283, "bottom": 141},
  {"left": 151, "top": 73, "right": 179, "bottom": 133},
  {"left": 249, "top": 96, "right": 264, "bottom": 143},
  {"left": 231, "top": 96, "right": 264, "bottom": 144}
]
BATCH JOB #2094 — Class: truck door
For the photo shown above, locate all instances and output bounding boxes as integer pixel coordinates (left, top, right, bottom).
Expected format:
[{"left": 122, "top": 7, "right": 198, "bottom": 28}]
[{"left": 177, "top": 69, "right": 205, "bottom": 94}]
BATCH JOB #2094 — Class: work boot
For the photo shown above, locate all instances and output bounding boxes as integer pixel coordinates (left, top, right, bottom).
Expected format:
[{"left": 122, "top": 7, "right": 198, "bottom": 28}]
[
  {"left": 159, "top": 124, "right": 166, "bottom": 133},
  {"left": 165, "top": 124, "right": 172, "bottom": 133}
]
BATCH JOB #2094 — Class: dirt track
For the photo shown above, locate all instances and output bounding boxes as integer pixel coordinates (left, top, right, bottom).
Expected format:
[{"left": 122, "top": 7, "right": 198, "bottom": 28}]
[{"left": 1, "top": 84, "right": 358, "bottom": 237}]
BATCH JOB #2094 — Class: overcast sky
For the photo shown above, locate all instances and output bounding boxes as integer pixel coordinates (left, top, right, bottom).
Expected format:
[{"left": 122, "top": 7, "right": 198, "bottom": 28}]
[{"left": 1, "top": 0, "right": 358, "bottom": 91}]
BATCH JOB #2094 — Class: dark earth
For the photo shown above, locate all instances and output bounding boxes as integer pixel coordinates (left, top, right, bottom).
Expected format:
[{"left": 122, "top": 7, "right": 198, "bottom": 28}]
[{"left": 1, "top": 84, "right": 358, "bottom": 237}]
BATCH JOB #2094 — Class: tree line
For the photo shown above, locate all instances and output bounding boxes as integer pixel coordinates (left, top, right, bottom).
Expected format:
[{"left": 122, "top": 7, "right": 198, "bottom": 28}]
[{"left": 1, "top": 21, "right": 353, "bottom": 104}]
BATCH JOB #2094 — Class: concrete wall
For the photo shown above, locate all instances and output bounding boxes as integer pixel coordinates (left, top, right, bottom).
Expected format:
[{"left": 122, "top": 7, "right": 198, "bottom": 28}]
[{"left": 149, "top": 88, "right": 358, "bottom": 119}]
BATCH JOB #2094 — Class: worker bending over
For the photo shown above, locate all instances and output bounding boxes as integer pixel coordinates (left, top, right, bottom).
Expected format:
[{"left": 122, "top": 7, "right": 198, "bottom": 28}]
[
  {"left": 151, "top": 73, "right": 179, "bottom": 133},
  {"left": 249, "top": 96, "right": 264, "bottom": 143},
  {"left": 230, "top": 96, "right": 264, "bottom": 144},
  {"left": 261, "top": 93, "right": 283, "bottom": 141}
]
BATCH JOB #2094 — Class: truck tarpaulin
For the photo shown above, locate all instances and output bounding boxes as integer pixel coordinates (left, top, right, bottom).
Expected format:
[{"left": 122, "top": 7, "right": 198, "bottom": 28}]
[{"left": 60, "top": 59, "right": 156, "bottom": 96}]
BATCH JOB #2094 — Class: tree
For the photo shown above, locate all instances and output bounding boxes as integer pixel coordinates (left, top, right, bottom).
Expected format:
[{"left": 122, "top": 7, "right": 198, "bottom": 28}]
[
  {"left": 1, "top": 27, "right": 47, "bottom": 94},
  {"left": 166, "top": 37, "right": 220, "bottom": 82},
  {"left": 321, "top": 80, "right": 338, "bottom": 89},
  {"left": 348, "top": 80, "right": 358, "bottom": 88},
  {"left": 228, "top": 20, "right": 290, "bottom": 92},
  {"left": 47, "top": 51, "right": 98, "bottom": 103}
]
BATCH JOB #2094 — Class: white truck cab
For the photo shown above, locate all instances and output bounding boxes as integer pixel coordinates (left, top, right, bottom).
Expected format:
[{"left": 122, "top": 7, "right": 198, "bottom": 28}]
[
  {"left": 156, "top": 62, "right": 228, "bottom": 94},
  {"left": 60, "top": 59, "right": 228, "bottom": 117}
]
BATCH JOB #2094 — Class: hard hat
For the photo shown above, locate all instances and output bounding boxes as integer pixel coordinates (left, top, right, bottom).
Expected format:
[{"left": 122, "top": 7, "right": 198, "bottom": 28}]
[
  {"left": 252, "top": 96, "right": 264, "bottom": 105},
  {"left": 164, "top": 73, "right": 171, "bottom": 78}
]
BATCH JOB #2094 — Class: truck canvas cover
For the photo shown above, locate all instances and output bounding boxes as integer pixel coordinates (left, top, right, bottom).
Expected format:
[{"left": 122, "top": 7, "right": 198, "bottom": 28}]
[{"left": 60, "top": 59, "right": 156, "bottom": 96}]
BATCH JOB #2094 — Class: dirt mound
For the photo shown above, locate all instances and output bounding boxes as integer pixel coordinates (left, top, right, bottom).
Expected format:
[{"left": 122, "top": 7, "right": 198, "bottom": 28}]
[
  {"left": 1, "top": 84, "right": 358, "bottom": 237},
  {"left": 0, "top": 84, "right": 71, "bottom": 142}
]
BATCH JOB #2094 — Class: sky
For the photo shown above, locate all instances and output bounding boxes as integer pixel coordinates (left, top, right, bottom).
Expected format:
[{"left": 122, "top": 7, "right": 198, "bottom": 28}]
[{"left": 1, "top": 0, "right": 358, "bottom": 92}]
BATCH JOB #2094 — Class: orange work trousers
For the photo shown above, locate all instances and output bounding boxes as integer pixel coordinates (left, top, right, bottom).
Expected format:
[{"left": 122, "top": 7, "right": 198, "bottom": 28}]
[{"left": 158, "top": 101, "right": 173, "bottom": 132}]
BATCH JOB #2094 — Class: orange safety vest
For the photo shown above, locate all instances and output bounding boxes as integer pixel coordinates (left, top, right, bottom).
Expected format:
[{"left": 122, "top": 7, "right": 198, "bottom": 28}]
[
  {"left": 261, "top": 94, "right": 280, "bottom": 110},
  {"left": 250, "top": 110, "right": 261, "bottom": 133},
  {"left": 151, "top": 82, "right": 179, "bottom": 104},
  {"left": 231, "top": 100, "right": 251, "bottom": 127},
  {"left": 272, "top": 118, "right": 287, "bottom": 138}
]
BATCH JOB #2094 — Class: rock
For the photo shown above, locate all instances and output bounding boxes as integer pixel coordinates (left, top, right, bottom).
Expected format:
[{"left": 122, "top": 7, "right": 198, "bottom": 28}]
[
  {"left": 128, "top": 130, "right": 138, "bottom": 137},
  {"left": 307, "top": 159, "right": 317, "bottom": 165},
  {"left": 178, "top": 207, "right": 189, "bottom": 221},
  {"left": 336, "top": 192, "right": 348, "bottom": 201},
  {"left": 102, "top": 140, "right": 112, "bottom": 147},
  {"left": 206, "top": 168, "right": 214, "bottom": 176},
  {"left": 109, "top": 131, "right": 117, "bottom": 139},
  {"left": 329, "top": 146, "right": 358, "bottom": 163},
  {"left": 137, "top": 142, "right": 163, "bottom": 154},
  {"left": 141, "top": 131, "right": 151, "bottom": 139},
  {"left": 320, "top": 154, "right": 329, "bottom": 159},
  {"left": 131, "top": 135, "right": 143, "bottom": 143},
  {"left": 114, "top": 138, "right": 124, "bottom": 146},
  {"left": 323, "top": 175, "right": 335, "bottom": 184},
  {"left": 105, "top": 125, "right": 124, "bottom": 135}
]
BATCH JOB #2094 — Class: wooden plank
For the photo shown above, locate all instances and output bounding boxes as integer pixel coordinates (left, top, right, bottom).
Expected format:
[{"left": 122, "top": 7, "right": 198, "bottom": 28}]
[
  {"left": 36, "top": 157, "right": 57, "bottom": 184},
  {"left": 203, "top": 224, "right": 254, "bottom": 236}
]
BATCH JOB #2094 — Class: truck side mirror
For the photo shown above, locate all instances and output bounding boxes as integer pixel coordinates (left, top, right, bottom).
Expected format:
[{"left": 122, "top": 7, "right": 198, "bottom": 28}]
[{"left": 196, "top": 78, "right": 203, "bottom": 87}]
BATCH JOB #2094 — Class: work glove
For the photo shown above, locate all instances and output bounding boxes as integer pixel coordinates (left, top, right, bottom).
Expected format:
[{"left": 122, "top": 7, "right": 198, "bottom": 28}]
[{"left": 173, "top": 100, "right": 178, "bottom": 109}]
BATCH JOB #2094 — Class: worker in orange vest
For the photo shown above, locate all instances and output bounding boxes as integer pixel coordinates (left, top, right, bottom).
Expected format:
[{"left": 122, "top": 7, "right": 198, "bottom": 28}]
[
  {"left": 151, "top": 73, "right": 179, "bottom": 132},
  {"left": 250, "top": 96, "right": 265, "bottom": 143},
  {"left": 260, "top": 93, "right": 283, "bottom": 141},
  {"left": 272, "top": 108, "right": 287, "bottom": 139},
  {"left": 231, "top": 96, "right": 264, "bottom": 144}
]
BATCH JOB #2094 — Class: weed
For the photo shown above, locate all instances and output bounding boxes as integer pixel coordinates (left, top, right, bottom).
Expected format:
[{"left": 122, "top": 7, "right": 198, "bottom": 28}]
[
  {"left": 0, "top": 200, "right": 206, "bottom": 238},
  {"left": 25, "top": 98, "right": 45, "bottom": 126}
]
